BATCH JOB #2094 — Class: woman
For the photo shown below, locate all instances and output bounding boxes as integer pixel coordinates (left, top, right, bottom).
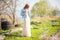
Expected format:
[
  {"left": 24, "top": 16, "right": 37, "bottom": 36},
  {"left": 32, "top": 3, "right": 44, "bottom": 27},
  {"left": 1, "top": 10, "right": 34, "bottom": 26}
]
[{"left": 21, "top": 4, "right": 31, "bottom": 37}]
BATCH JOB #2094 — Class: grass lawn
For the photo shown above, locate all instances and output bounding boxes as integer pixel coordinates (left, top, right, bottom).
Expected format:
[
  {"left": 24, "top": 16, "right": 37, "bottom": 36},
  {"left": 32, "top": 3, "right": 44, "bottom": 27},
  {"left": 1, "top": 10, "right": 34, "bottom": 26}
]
[{"left": 4, "top": 20, "right": 60, "bottom": 40}]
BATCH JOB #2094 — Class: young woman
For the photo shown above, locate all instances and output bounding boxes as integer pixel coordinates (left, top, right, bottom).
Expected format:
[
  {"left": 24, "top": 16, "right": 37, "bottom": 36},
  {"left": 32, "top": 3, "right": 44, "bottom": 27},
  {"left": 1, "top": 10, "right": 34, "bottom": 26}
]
[{"left": 21, "top": 4, "right": 31, "bottom": 37}]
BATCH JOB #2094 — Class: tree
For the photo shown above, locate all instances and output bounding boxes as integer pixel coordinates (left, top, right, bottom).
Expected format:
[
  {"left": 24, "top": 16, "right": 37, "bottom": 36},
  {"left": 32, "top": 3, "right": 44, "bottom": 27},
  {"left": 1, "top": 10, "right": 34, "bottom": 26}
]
[
  {"left": 52, "top": 8, "right": 58, "bottom": 16},
  {"left": 0, "top": 0, "right": 16, "bottom": 25},
  {"left": 31, "top": 0, "right": 53, "bottom": 17}
]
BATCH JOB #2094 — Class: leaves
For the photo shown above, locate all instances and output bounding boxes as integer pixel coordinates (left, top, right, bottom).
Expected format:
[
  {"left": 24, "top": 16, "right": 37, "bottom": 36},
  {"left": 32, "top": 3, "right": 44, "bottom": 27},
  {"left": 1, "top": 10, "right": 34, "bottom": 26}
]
[
  {"left": 31, "top": 0, "right": 58, "bottom": 17},
  {"left": 32, "top": 0, "right": 49, "bottom": 16}
]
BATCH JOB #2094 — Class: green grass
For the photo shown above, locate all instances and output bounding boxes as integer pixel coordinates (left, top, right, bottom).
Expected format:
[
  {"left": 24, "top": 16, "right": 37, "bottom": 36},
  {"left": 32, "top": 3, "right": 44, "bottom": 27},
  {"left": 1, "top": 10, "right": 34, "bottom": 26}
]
[
  {"left": 4, "top": 29, "right": 41, "bottom": 40},
  {"left": 4, "top": 20, "right": 60, "bottom": 40},
  {"left": 0, "top": 30, "right": 9, "bottom": 34}
]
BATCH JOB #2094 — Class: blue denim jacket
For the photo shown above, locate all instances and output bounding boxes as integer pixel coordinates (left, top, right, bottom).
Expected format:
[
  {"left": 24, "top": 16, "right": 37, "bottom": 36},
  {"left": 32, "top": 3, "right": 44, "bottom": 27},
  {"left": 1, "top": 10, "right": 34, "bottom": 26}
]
[
  {"left": 21, "top": 9, "right": 26, "bottom": 18},
  {"left": 21, "top": 9, "right": 31, "bottom": 18}
]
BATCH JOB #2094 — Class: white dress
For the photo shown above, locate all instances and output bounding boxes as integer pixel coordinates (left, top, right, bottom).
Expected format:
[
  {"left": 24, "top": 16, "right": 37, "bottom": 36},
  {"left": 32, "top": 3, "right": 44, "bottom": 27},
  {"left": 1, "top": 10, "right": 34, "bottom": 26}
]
[{"left": 22, "top": 10, "right": 31, "bottom": 37}]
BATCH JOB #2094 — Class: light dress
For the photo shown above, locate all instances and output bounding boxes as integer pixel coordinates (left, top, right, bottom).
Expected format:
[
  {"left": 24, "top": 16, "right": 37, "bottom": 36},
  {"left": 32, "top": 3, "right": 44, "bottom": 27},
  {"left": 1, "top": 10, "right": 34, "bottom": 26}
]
[{"left": 22, "top": 9, "right": 31, "bottom": 37}]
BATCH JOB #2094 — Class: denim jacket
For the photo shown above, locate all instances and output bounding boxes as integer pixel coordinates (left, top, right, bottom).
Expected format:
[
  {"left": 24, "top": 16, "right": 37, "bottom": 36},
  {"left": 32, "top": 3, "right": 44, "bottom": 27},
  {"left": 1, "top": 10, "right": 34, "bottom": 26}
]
[
  {"left": 21, "top": 9, "right": 31, "bottom": 18},
  {"left": 21, "top": 9, "right": 26, "bottom": 18}
]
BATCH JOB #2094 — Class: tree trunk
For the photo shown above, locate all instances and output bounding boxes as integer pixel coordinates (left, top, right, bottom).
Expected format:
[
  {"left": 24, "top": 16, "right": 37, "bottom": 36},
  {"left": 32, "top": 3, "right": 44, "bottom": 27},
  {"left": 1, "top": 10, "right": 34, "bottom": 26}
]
[{"left": 12, "top": 0, "right": 16, "bottom": 25}]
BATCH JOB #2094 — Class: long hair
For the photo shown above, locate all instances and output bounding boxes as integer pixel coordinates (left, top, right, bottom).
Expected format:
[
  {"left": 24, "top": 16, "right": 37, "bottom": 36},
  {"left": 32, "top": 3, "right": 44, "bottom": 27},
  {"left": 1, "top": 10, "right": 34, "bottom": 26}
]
[{"left": 24, "top": 4, "right": 29, "bottom": 9}]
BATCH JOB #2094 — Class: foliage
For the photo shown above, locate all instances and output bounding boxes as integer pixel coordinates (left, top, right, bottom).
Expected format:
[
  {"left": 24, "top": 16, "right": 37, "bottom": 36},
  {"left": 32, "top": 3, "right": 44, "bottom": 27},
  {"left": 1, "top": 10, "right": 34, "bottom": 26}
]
[
  {"left": 31, "top": 0, "right": 58, "bottom": 17},
  {"left": 32, "top": 0, "right": 50, "bottom": 17}
]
